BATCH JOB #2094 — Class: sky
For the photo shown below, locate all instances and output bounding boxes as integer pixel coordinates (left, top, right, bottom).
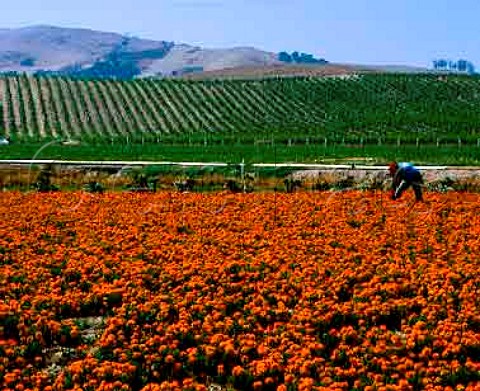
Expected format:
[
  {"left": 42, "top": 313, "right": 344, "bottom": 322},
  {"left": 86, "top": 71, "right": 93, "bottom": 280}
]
[{"left": 1, "top": 0, "right": 479, "bottom": 68}]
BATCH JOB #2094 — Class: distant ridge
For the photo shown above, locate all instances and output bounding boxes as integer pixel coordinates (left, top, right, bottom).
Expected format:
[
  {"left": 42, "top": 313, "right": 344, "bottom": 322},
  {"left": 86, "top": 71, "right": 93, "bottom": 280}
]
[
  {"left": 0, "top": 25, "right": 316, "bottom": 78},
  {"left": 0, "top": 25, "right": 430, "bottom": 79}
]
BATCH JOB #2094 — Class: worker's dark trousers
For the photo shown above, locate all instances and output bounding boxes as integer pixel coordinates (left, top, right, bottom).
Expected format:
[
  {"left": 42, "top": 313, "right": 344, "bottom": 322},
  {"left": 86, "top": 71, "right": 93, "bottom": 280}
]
[{"left": 394, "top": 175, "right": 423, "bottom": 201}]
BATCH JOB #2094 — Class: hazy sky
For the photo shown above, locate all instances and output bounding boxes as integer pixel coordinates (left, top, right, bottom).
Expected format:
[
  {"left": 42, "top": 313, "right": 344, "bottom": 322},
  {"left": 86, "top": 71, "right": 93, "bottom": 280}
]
[{"left": 2, "top": 0, "right": 478, "bottom": 67}]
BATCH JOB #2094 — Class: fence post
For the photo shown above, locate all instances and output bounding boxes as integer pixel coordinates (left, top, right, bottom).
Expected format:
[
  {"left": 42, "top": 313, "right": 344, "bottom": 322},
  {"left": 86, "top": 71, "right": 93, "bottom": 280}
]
[
  {"left": 416, "top": 138, "right": 419, "bottom": 148},
  {"left": 288, "top": 138, "right": 292, "bottom": 147},
  {"left": 458, "top": 138, "right": 461, "bottom": 148},
  {"left": 477, "top": 138, "right": 480, "bottom": 147},
  {"left": 306, "top": 137, "right": 309, "bottom": 145},
  {"left": 240, "top": 158, "right": 245, "bottom": 192},
  {"left": 324, "top": 137, "right": 327, "bottom": 148},
  {"left": 436, "top": 138, "right": 439, "bottom": 147},
  {"left": 397, "top": 137, "right": 400, "bottom": 147}
]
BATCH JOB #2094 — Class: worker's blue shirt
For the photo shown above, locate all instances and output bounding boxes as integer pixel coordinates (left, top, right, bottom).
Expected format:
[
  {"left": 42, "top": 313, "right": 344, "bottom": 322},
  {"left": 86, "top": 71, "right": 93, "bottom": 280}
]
[{"left": 397, "top": 162, "right": 421, "bottom": 182}]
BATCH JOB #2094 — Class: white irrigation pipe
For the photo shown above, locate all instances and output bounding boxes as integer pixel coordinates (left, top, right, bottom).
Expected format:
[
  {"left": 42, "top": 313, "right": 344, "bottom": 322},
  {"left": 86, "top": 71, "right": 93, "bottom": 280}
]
[
  {"left": 0, "top": 160, "right": 229, "bottom": 167},
  {"left": 252, "top": 163, "right": 449, "bottom": 170},
  {"left": 0, "top": 160, "right": 476, "bottom": 171}
]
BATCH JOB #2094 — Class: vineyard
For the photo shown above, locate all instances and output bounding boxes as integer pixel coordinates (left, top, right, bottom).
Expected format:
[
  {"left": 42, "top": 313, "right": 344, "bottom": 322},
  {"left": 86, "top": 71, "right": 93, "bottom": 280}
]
[{"left": 1, "top": 73, "right": 480, "bottom": 163}]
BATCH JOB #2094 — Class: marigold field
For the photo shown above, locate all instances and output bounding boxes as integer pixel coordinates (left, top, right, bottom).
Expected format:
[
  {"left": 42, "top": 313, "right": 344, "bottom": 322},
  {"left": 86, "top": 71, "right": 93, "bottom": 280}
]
[{"left": 1, "top": 191, "right": 479, "bottom": 391}]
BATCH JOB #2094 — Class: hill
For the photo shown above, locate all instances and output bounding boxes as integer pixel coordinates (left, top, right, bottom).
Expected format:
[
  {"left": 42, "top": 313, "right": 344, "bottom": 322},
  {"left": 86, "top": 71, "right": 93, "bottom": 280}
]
[
  {"left": 180, "top": 64, "right": 364, "bottom": 80},
  {"left": 0, "top": 26, "right": 173, "bottom": 78},
  {"left": 0, "top": 25, "right": 326, "bottom": 78},
  {"left": 141, "top": 44, "right": 281, "bottom": 77},
  {"left": 0, "top": 25, "right": 434, "bottom": 80}
]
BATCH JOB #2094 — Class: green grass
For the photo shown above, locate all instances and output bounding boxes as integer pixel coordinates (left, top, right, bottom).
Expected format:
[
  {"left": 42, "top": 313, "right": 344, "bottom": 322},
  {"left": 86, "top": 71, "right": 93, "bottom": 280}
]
[{"left": 2, "top": 141, "right": 480, "bottom": 165}]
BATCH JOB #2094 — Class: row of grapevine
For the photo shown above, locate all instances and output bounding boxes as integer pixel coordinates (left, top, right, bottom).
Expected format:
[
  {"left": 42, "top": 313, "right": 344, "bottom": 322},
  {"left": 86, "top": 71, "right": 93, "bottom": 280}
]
[
  {"left": 54, "top": 78, "right": 80, "bottom": 138},
  {"left": 0, "top": 78, "right": 9, "bottom": 137},
  {"left": 148, "top": 80, "right": 190, "bottom": 133},
  {"left": 130, "top": 80, "right": 167, "bottom": 132},
  {"left": 202, "top": 83, "right": 253, "bottom": 132},
  {"left": 18, "top": 75, "right": 36, "bottom": 138},
  {"left": 2, "top": 74, "right": 480, "bottom": 144}
]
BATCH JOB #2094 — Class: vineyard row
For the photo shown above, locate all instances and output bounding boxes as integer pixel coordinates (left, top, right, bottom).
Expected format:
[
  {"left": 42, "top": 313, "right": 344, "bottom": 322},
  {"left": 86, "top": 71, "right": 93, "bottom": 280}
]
[{"left": 1, "top": 74, "right": 480, "bottom": 143}]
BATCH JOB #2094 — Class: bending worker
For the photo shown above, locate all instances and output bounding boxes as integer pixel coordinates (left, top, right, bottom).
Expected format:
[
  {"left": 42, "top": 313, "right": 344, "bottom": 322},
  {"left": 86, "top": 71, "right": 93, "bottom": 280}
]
[{"left": 388, "top": 161, "right": 424, "bottom": 202}]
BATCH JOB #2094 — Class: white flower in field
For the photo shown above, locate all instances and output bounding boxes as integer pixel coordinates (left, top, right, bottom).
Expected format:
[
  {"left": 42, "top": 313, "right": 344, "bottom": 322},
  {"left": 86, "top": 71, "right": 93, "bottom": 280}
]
[{"left": 394, "top": 330, "right": 407, "bottom": 340}]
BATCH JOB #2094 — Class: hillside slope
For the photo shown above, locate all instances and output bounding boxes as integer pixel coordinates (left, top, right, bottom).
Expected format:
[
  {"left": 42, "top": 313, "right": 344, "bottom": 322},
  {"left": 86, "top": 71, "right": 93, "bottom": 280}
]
[
  {"left": 0, "top": 26, "right": 297, "bottom": 78},
  {"left": 0, "top": 26, "right": 173, "bottom": 76},
  {"left": 181, "top": 64, "right": 365, "bottom": 80},
  {"left": 142, "top": 44, "right": 282, "bottom": 76},
  {"left": 0, "top": 25, "right": 433, "bottom": 79}
]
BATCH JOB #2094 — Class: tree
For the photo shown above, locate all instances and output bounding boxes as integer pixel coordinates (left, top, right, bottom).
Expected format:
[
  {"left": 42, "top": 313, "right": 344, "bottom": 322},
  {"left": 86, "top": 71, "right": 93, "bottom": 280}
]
[
  {"left": 278, "top": 52, "right": 292, "bottom": 63},
  {"left": 466, "top": 62, "right": 475, "bottom": 74},
  {"left": 278, "top": 51, "right": 328, "bottom": 64}
]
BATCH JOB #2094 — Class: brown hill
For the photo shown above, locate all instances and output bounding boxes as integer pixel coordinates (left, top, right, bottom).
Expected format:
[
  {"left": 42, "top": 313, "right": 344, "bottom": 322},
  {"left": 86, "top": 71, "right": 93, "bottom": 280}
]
[
  {"left": 180, "top": 63, "right": 368, "bottom": 80},
  {"left": 0, "top": 26, "right": 286, "bottom": 78},
  {"left": 0, "top": 25, "right": 429, "bottom": 79}
]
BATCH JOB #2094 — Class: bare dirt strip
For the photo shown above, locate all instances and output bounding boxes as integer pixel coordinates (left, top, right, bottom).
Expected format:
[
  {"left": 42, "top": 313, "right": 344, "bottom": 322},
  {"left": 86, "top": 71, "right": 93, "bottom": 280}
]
[
  {"left": 0, "top": 161, "right": 479, "bottom": 190},
  {"left": 292, "top": 167, "right": 480, "bottom": 183}
]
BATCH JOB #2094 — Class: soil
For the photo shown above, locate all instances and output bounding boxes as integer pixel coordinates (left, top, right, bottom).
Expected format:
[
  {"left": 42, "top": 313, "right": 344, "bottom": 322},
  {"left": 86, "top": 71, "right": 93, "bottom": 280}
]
[
  {"left": 41, "top": 316, "right": 105, "bottom": 379},
  {"left": 292, "top": 168, "right": 480, "bottom": 183}
]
